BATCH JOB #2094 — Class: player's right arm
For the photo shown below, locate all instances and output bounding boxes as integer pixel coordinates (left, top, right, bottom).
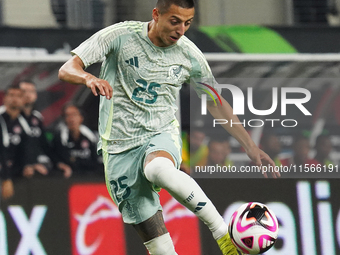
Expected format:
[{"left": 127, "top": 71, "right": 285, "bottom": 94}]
[{"left": 59, "top": 55, "right": 113, "bottom": 99}]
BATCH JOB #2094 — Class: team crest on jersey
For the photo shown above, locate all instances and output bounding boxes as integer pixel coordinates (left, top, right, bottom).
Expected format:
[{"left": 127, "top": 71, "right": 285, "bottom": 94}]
[
  {"left": 13, "top": 125, "right": 22, "bottom": 134},
  {"left": 31, "top": 117, "right": 39, "bottom": 126},
  {"left": 81, "top": 140, "right": 89, "bottom": 149},
  {"left": 168, "top": 65, "right": 183, "bottom": 81}
]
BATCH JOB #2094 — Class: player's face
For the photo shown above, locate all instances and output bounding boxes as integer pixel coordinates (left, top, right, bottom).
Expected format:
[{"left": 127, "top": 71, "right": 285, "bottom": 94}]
[
  {"left": 20, "top": 82, "right": 37, "bottom": 106},
  {"left": 4, "top": 88, "right": 24, "bottom": 111},
  {"left": 152, "top": 4, "right": 194, "bottom": 47},
  {"left": 64, "top": 106, "right": 83, "bottom": 131}
]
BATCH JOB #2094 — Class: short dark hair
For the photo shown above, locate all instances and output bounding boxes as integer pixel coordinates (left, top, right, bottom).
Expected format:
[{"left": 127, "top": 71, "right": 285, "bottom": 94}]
[
  {"left": 19, "top": 79, "right": 36, "bottom": 87},
  {"left": 62, "top": 102, "right": 83, "bottom": 119},
  {"left": 293, "top": 134, "right": 309, "bottom": 147},
  {"left": 315, "top": 134, "right": 330, "bottom": 148},
  {"left": 260, "top": 133, "right": 277, "bottom": 146},
  {"left": 5, "top": 83, "right": 22, "bottom": 95},
  {"left": 156, "top": 0, "right": 195, "bottom": 14}
]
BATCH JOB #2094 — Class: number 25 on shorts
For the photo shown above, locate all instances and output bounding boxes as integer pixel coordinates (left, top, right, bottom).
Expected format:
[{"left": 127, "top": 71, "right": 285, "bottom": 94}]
[{"left": 110, "top": 176, "right": 131, "bottom": 203}]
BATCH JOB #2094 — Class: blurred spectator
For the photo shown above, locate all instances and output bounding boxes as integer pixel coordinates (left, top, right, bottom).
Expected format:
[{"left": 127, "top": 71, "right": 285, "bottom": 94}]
[
  {"left": 181, "top": 129, "right": 209, "bottom": 173},
  {"left": 313, "top": 134, "right": 333, "bottom": 166},
  {"left": 199, "top": 139, "right": 233, "bottom": 167},
  {"left": 290, "top": 135, "right": 319, "bottom": 166},
  {"left": 51, "top": 103, "right": 102, "bottom": 176},
  {"left": 0, "top": 116, "right": 12, "bottom": 200},
  {"left": 0, "top": 84, "right": 33, "bottom": 199},
  {"left": 19, "top": 80, "right": 55, "bottom": 178},
  {"left": 180, "top": 131, "right": 190, "bottom": 174},
  {"left": 189, "top": 129, "right": 209, "bottom": 166},
  {"left": 260, "top": 133, "right": 289, "bottom": 166}
]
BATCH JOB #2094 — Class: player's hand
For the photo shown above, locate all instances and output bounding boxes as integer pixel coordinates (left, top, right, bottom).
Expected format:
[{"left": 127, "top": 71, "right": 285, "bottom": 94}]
[
  {"left": 2, "top": 179, "right": 14, "bottom": 200},
  {"left": 85, "top": 76, "right": 113, "bottom": 100},
  {"left": 57, "top": 162, "right": 72, "bottom": 178},
  {"left": 246, "top": 146, "right": 280, "bottom": 178},
  {"left": 34, "top": 164, "right": 49, "bottom": 176},
  {"left": 23, "top": 165, "right": 35, "bottom": 178}
]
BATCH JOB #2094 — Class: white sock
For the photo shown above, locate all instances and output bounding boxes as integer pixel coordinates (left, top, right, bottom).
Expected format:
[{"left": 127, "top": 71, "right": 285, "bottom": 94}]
[
  {"left": 144, "top": 157, "right": 228, "bottom": 240},
  {"left": 144, "top": 233, "right": 177, "bottom": 255}
]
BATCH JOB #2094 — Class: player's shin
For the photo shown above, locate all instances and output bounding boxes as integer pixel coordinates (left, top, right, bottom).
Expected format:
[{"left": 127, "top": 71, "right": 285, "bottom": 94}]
[{"left": 144, "top": 157, "right": 228, "bottom": 240}]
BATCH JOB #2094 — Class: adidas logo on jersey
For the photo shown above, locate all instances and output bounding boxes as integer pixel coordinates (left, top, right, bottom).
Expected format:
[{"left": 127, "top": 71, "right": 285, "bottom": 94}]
[{"left": 125, "top": 57, "right": 139, "bottom": 68}]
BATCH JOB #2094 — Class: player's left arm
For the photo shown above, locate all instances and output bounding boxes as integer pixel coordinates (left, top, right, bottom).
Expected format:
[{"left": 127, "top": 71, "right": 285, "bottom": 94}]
[{"left": 207, "top": 97, "right": 280, "bottom": 178}]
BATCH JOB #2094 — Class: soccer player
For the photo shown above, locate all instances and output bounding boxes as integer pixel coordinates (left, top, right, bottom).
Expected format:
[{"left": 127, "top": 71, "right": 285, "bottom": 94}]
[{"left": 59, "top": 0, "right": 278, "bottom": 254}]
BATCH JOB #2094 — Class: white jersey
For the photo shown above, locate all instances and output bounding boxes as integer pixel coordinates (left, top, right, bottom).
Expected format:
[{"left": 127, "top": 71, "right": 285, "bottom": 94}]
[{"left": 72, "top": 21, "right": 218, "bottom": 153}]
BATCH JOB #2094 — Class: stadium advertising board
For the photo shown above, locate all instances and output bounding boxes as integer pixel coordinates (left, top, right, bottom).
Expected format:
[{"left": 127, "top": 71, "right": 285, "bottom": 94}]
[
  {"left": 1, "top": 178, "right": 340, "bottom": 254},
  {"left": 197, "top": 179, "right": 340, "bottom": 255},
  {"left": 68, "top": 184, "right": 126, "bottom": 255}
]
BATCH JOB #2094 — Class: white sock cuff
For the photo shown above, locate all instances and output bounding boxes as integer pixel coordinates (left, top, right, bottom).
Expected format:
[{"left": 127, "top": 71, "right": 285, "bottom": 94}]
[
  {"left": 146, "top": 157, "right": 174, "bottom": 168},
  {"left": 144, "top": 157, "right": 175, "bottom": 182},
  {"left": 144, "top": 233, "right": 177, "bottom": 255}
]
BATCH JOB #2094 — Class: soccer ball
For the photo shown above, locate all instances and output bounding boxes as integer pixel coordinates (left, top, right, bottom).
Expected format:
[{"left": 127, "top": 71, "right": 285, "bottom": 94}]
[{"left": 228, "top": 202, "right": 279, "bottom": 254}]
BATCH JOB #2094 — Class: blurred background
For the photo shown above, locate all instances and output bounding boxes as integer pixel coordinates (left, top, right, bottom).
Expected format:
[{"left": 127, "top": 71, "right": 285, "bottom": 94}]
[
  {"left": 0, "top": 0, "right": 340, "bottom": 28},
  {"left": 1, "top": 1, "right": 340, "bottom": 255}
]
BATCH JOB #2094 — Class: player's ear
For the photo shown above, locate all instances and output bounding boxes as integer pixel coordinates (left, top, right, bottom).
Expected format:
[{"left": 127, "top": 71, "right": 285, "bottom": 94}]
[{"left": 152, "top": 8, "right": 160, "bottom": 22}]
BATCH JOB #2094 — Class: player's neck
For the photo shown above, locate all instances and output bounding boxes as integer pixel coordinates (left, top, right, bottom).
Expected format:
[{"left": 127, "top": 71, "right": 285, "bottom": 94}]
[
  {"left": 147, "top": 20, "right": 158, "bottom": 46},
  {"left": 147, "top": 20, "right": 165, "bottom": 47}
]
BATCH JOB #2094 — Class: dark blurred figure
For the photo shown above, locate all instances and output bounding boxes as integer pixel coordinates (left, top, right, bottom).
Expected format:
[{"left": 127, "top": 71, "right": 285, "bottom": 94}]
[
  {"left": 0, "top": 84, "right": 33, "bottom": 199},
  {"left": 19, "top": 80, "right": 53, "bottom": 178},
  {"left": 181, "top": 129, "right": 209, "bottom": 173},
  {"left": 51, "top": 0, "right": 105, "bottom": 28},
  {"left": 0, "top": 118, "right": 11, "bottom": 200},
  {"left": 189, "top": 129, "right": 209, "bottom": 167},
  {"left": 260, "top": 133, "right": 289, "bottom": 166},
  {"left": 313, "top": 134, "right": 333, "bottom": 166},
  {"left": 52, "top": 103, "right": 102, "bottom": 176},
  {"left": 51, "top": 0, "right": 66, "bottom": 27},
  {"left": 200, "top": 139, "right": 233, "bottom": 167},
  {"left": 290, "top": 135, "right": 319, "bottom": 166},
  {"left": 293, "top": 0, "right": 328, "bottom": 24}
]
